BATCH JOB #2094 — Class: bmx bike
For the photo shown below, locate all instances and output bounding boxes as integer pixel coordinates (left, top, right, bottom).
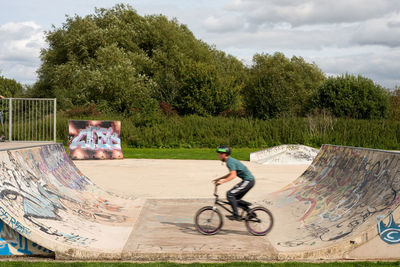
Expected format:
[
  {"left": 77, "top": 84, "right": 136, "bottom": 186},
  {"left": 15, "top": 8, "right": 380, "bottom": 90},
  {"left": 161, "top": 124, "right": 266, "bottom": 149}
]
[{"left": 194, "top": 184, "right": 273, "bottom": 236}]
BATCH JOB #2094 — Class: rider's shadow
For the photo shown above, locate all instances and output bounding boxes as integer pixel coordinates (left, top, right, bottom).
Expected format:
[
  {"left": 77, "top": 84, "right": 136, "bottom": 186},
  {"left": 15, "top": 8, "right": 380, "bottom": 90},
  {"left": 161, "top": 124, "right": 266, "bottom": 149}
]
[{"left": 159, "top": 221, "right": 251, "bottom": 236}]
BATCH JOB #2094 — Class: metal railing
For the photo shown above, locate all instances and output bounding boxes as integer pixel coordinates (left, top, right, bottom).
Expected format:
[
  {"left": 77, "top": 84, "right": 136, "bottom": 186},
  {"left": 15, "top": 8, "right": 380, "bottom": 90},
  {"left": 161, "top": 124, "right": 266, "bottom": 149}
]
[{"left": 0, "top": 98, "right": 56, "bottom": 142}]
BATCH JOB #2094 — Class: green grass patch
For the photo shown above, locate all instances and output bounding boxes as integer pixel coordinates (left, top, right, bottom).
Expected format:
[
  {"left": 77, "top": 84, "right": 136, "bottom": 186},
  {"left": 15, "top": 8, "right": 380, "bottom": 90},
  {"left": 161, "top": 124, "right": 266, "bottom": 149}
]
[
  {"left": 0, "top": 262, "right": 399, "bottom": 267},
  {"left": 121, "top": 147, "right": 259, "bottom": 161}
]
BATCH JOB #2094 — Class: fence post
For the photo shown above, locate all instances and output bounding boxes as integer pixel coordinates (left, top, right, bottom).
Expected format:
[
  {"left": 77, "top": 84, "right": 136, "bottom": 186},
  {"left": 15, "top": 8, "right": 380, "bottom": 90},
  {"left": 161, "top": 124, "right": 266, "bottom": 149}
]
[
  {"left": 53, "top": 98, "right": 57, "bottom": 143},
  {"left": 8, "top": 98, "right": 12, "bottom": 141}
]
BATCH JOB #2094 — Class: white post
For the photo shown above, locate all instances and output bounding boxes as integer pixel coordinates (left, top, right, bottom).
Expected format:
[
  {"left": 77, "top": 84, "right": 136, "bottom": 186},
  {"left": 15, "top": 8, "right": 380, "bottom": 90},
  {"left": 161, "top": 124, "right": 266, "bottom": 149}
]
[
  {"left": 53, "top": 98, "right": 57, "bottom": 143},
  {"left": 8, "top": 98, "right": 12, "bottom": 141}
]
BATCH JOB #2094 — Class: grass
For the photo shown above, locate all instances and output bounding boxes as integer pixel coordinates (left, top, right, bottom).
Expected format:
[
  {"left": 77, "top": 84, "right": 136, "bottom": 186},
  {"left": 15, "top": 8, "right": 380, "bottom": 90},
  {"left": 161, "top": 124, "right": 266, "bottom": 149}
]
[
  {"left": 0, "top": 262, "right": 399, "bottom": 266},
  {"left": 120, "top": 147, "right": 259, "bottom": 161}
]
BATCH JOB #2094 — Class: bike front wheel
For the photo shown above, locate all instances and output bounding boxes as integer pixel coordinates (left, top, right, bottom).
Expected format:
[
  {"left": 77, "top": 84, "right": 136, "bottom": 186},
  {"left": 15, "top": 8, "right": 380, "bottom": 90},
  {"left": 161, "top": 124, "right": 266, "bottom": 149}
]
[
  {"left": 194, "top": 206, "right": 223, "bottom": 235},
  {"left": 245, "top": 206, "right": 274, "bottom": 236}
]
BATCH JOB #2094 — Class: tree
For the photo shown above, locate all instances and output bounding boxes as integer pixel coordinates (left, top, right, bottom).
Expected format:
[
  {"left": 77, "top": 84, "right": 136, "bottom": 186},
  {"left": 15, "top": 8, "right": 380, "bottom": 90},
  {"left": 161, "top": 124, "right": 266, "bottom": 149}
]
[
  {"left": 34, "top": 4, "right": 245, "bottom": 115},
  {"left": 243, "top": 52, "right": 325, "bottom": 119},
  {"left": 0, "top": 76, "right": 24, "bottom": 97},
  {"left": 390, "top": 86, "right": 400, "bottom": 120},
  {"left": 175, "top": 51, "right": 245, "bottom": 116},
  {"left": 310, "top": 74, "right": 390, "bottom": 119},
  {"left": 35, "top": 5, "right": 155, "bottom": 112}
]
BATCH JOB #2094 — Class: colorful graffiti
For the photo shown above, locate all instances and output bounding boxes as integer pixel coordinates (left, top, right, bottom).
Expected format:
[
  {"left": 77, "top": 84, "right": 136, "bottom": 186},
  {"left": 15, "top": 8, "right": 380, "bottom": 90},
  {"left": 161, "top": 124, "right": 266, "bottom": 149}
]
[
  {"left": 0, "top": 206, "right": 30, "bottom": 236},
  {"left": 0, "top": 221, "right": 53, "bottom": 256},
  {"left": 0, "top": 144, "right": 134, "bottom": 253},
  {"left": 378, "top": 212, "right": 400, "bottom": 244},
  {"left": 68, "top": 120, "right": 123, "bottom": 159},
  {"left": 269, "top": 145, "right": 400, "bottom": 248}
]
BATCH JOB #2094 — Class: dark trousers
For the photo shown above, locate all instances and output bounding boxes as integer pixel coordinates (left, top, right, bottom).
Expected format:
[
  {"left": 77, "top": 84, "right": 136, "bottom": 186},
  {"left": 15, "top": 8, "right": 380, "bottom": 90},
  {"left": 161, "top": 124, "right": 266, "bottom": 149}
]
[{"left": 227, "top": 179, "right": 255, "bottom": 216}]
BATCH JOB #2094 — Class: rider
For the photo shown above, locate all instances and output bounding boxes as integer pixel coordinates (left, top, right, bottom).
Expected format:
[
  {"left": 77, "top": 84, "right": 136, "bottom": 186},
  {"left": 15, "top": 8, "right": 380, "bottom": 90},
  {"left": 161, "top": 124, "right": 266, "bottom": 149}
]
[{"left": 213, "top": 145, "right": 255, "bottom": 221}]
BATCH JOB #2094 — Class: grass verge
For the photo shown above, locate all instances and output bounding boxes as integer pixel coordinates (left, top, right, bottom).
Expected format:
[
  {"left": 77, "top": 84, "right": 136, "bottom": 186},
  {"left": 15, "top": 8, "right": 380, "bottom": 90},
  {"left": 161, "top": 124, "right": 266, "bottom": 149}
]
[{"left": 121, "top": 147, "right": 259, "bottom": 161}]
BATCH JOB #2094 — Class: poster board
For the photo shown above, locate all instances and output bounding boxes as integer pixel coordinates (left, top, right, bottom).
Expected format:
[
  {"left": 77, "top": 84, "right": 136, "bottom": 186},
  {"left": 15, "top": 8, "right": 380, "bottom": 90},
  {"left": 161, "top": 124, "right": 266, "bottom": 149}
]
[{"left": 68, "top": 120, "right": 123, "bottom": 159}]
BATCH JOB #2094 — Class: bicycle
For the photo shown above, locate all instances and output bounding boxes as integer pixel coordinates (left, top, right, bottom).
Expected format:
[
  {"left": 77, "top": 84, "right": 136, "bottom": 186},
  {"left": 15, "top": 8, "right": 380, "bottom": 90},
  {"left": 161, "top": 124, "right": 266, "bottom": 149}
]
[{"left": 194, "top": 184, "right": 274, "bottom": 236}]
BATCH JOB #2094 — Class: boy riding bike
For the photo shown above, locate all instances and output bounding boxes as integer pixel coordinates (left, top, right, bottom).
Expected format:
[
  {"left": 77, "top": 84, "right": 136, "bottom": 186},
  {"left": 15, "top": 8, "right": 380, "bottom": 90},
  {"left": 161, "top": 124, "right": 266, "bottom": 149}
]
[{"left": 213, "top": 146, "right": 255, "bottom": 221}]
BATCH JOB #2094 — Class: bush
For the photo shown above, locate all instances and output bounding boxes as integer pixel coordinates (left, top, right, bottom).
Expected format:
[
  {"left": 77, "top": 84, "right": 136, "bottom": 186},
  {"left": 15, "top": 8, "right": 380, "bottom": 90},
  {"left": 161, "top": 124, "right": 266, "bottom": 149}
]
[
  {"left": 243, "top": 52, "right": 325, "bottom": 119},
  {"left": 56, "top": 112, "right": 400, "bottom": 150},
  {"left": 310, "top": 74, "right": 390, "bottom": 119}
]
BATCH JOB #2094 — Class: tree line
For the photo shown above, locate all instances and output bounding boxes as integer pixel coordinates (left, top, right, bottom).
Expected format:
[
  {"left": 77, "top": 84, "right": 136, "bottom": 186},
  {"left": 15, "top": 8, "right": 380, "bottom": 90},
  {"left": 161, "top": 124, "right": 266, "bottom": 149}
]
[{"left": 1, "top": 4, "right": 399, "bottom": 121}]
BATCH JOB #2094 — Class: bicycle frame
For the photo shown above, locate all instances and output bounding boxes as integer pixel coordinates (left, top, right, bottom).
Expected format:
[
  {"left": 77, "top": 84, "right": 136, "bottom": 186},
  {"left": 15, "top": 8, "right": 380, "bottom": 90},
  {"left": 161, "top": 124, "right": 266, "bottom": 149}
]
[{"left": 212, "top": 185, "right": 248, "bottom": 218}]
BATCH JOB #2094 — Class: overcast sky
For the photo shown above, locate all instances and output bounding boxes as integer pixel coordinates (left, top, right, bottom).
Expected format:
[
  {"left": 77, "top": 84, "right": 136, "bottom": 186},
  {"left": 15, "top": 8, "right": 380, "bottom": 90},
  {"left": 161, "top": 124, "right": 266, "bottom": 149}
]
[{"left": 0, "top": 0, "right": 399, "bottom": 89}]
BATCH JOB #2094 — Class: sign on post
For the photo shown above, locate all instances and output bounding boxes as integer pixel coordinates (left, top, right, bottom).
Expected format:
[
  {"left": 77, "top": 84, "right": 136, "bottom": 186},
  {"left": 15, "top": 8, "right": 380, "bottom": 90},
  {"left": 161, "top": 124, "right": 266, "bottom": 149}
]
[{"left": 68, "top": 120, "right": 123, "bottom": 159}]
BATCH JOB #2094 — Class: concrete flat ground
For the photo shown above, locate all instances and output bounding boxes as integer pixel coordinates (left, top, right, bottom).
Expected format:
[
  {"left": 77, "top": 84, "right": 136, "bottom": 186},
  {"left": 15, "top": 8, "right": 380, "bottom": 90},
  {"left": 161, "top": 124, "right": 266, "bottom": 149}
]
[
  {"left": 74, "top": 159, "right": 308, "bottom": 200},
  {"left": 73, "top": 159, "right": 307, "bottom": 260},
  {"left": 121, "top": 199, "right": 278, "bottom": 261}
]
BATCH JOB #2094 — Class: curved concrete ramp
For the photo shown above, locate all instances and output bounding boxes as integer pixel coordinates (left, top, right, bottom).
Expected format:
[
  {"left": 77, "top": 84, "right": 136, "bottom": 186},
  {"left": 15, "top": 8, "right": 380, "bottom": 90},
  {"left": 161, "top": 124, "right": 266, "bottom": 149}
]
[
  {"left": 0, "top": 144, "right": 143, "bottom": 259},
  {"left": 0, "top": 144, "right": 399, "bottom": 260},
  {"left": 264, "top": 145, "right": 400, "bottom": 259},
  {"left": 250, "top": 145, "right": 319, "bottom": 165}
]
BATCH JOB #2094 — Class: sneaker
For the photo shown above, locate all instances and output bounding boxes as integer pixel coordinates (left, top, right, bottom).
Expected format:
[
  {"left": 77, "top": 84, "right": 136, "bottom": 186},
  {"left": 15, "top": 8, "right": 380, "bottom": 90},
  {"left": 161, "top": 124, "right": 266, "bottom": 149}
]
[
  {"left": 248, "top": 212, "right": 257, "bottom": 219},
  {"left": 226, "top": 215, "right": 242, "bottom": 221}
]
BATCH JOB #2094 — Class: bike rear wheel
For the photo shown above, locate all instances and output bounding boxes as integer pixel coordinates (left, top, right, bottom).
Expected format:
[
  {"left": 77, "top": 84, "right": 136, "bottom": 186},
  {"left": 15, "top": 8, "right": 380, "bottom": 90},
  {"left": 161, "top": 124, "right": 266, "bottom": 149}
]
[
  {"left": 194, "top": 206, "right": 223, "bottom": 235},
  {"left": 245, "top": 206, "right": 273, "bottom": 236}
]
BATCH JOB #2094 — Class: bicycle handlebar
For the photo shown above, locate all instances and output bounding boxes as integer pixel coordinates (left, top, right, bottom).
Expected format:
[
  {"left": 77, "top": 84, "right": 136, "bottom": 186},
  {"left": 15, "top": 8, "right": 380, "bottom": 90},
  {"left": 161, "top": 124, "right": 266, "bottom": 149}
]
[{"left": 214, "top": 184, "right": 219, "bottom": 198}]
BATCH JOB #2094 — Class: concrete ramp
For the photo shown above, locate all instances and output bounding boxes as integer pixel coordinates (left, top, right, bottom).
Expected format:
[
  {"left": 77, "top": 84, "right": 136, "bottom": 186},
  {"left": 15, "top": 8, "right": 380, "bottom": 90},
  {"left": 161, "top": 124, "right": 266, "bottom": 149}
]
[
  {"left": 264, "top": 145, "right": 400, "bottom": 259},
  {"left": 0, "top": 143, "right": 399, "bottom": 260},
  {"left": 0, "top": 144, "right": 143, "bottom": 259},
  {"left": 250, "top": 145, "right": 319, "bottom": 165}
]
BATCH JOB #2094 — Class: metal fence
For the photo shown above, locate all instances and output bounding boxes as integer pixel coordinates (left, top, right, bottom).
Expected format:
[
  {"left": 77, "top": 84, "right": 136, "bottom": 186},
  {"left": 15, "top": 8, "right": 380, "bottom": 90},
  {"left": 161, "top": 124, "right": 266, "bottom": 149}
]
[{"left": 0, "top": 98, "right": 57, "bottom": 142}]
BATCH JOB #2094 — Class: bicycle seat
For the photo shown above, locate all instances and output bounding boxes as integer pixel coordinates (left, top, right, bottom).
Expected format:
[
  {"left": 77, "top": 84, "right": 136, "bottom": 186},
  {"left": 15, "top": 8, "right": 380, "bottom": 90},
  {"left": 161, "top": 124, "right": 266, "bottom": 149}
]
[{"left": 238, "top": 200, "right": 252, "bottom": 207}]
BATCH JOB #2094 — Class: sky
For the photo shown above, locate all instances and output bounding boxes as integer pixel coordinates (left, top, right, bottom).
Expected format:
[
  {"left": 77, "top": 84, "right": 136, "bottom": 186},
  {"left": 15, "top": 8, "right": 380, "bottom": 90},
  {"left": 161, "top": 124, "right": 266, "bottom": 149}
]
[{"left": 0, "top": 0, "right": 399, "bottom": 89}]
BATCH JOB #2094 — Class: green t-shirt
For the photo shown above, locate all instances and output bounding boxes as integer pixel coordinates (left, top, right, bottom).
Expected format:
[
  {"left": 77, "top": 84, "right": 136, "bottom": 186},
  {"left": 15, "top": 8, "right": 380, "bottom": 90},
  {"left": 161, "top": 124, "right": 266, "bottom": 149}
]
[{"left": 226, "top": 157, "right": 254, "bottom": 181}]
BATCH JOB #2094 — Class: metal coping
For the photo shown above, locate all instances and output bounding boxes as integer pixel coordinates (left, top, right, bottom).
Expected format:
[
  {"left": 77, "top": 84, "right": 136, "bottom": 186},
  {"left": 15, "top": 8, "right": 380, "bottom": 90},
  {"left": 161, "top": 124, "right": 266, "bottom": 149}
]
[
  {"left": 322, "top": 144, "right": 400, "bottom": 155},
  {"left": 0, "top": 142, "right": 61, "bottom": 152}
]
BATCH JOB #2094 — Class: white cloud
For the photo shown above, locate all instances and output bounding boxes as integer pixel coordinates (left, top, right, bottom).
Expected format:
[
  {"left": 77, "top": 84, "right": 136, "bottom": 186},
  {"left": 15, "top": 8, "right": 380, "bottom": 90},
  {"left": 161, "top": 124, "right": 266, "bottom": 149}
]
[
  {"left": 203, "top": 14, "right": 246, "bottom": 33},
  {"left": 226, "top": 0, "right": 400, "bottom": 27},
  {"left": 0, "top": 21, "right": 45, "bottom": 84},
  {"left": 307, "top": 46, "right": 400, "bottom": 88},
  {"left": 352, "top": 13, "right": 400, "bottom": 47},
  {"left": 193, "top": 0, "right": 400, "bottom": 88}
]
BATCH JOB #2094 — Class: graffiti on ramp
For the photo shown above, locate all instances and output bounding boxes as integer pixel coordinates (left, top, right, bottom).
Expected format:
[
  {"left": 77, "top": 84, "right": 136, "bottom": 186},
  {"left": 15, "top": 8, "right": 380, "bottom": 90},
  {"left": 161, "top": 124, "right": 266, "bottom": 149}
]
[{"left": 378, "top": 212, "right": 400, "bottom": 244}]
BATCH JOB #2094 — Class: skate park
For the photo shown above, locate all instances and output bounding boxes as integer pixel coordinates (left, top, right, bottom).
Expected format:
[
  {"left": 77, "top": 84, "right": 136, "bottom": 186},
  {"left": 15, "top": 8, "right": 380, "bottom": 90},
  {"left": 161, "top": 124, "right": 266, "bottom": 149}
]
[
  {"left": 1, "top": 2, "right": 400, "bottom": 264},
  {"left": 0, "top": 139, "right": 399, "bottom": 261}
]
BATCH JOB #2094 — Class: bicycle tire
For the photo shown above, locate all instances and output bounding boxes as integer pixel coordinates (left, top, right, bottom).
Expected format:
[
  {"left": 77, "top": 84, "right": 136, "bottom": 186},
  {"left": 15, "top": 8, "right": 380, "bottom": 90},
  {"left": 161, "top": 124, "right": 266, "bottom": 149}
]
[
  {"left": 245, "top": 206, "right": 274, "bottom": 236},
  {"left": 194, "top": 206, "right": 223, "bottom": 235}
]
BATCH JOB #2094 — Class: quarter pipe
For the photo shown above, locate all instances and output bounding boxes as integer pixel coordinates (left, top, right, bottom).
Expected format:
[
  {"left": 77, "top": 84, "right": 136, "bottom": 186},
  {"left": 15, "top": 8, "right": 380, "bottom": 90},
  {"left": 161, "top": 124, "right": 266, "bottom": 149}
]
[{"left": 0, "top": 144, "right": 398, "bottom": 260}]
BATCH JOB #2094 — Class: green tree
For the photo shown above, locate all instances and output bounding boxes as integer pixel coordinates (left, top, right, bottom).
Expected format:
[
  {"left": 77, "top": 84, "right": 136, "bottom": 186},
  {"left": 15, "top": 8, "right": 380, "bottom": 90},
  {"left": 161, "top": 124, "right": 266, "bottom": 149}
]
[
  {"left": 175, "top": 51, "right": 245, "bottom": 115},
  {"left": 35, "top": 5, "right": 154, "bottom": 112},
  {"left": 34, "top": 4, "right": 245, "bottom": 115},
  {"left": 243, "top": 52, "right": 325, "bottom": 119},
  {"left": 310, "top": 74, "right": 390, "bottom": 119},
  {"left": 390, "top": 86, "right": 400, "bottom": 120},
  {"left": 0, "top": 75, "right": 24, "bottom": 97}
]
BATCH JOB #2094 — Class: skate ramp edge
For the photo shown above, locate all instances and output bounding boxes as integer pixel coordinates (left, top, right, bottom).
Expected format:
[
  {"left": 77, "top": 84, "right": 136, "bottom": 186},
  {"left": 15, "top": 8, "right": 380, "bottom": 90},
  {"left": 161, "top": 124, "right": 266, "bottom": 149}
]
[
  {"left": 263, "top": 144, "right": 400, "bottom": 260},
  {"left": 0, "top": 143, "right": 144, "bottom": 259},
  {"left": 250, "top": 144, "right": 319, "bottom": 165}
]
